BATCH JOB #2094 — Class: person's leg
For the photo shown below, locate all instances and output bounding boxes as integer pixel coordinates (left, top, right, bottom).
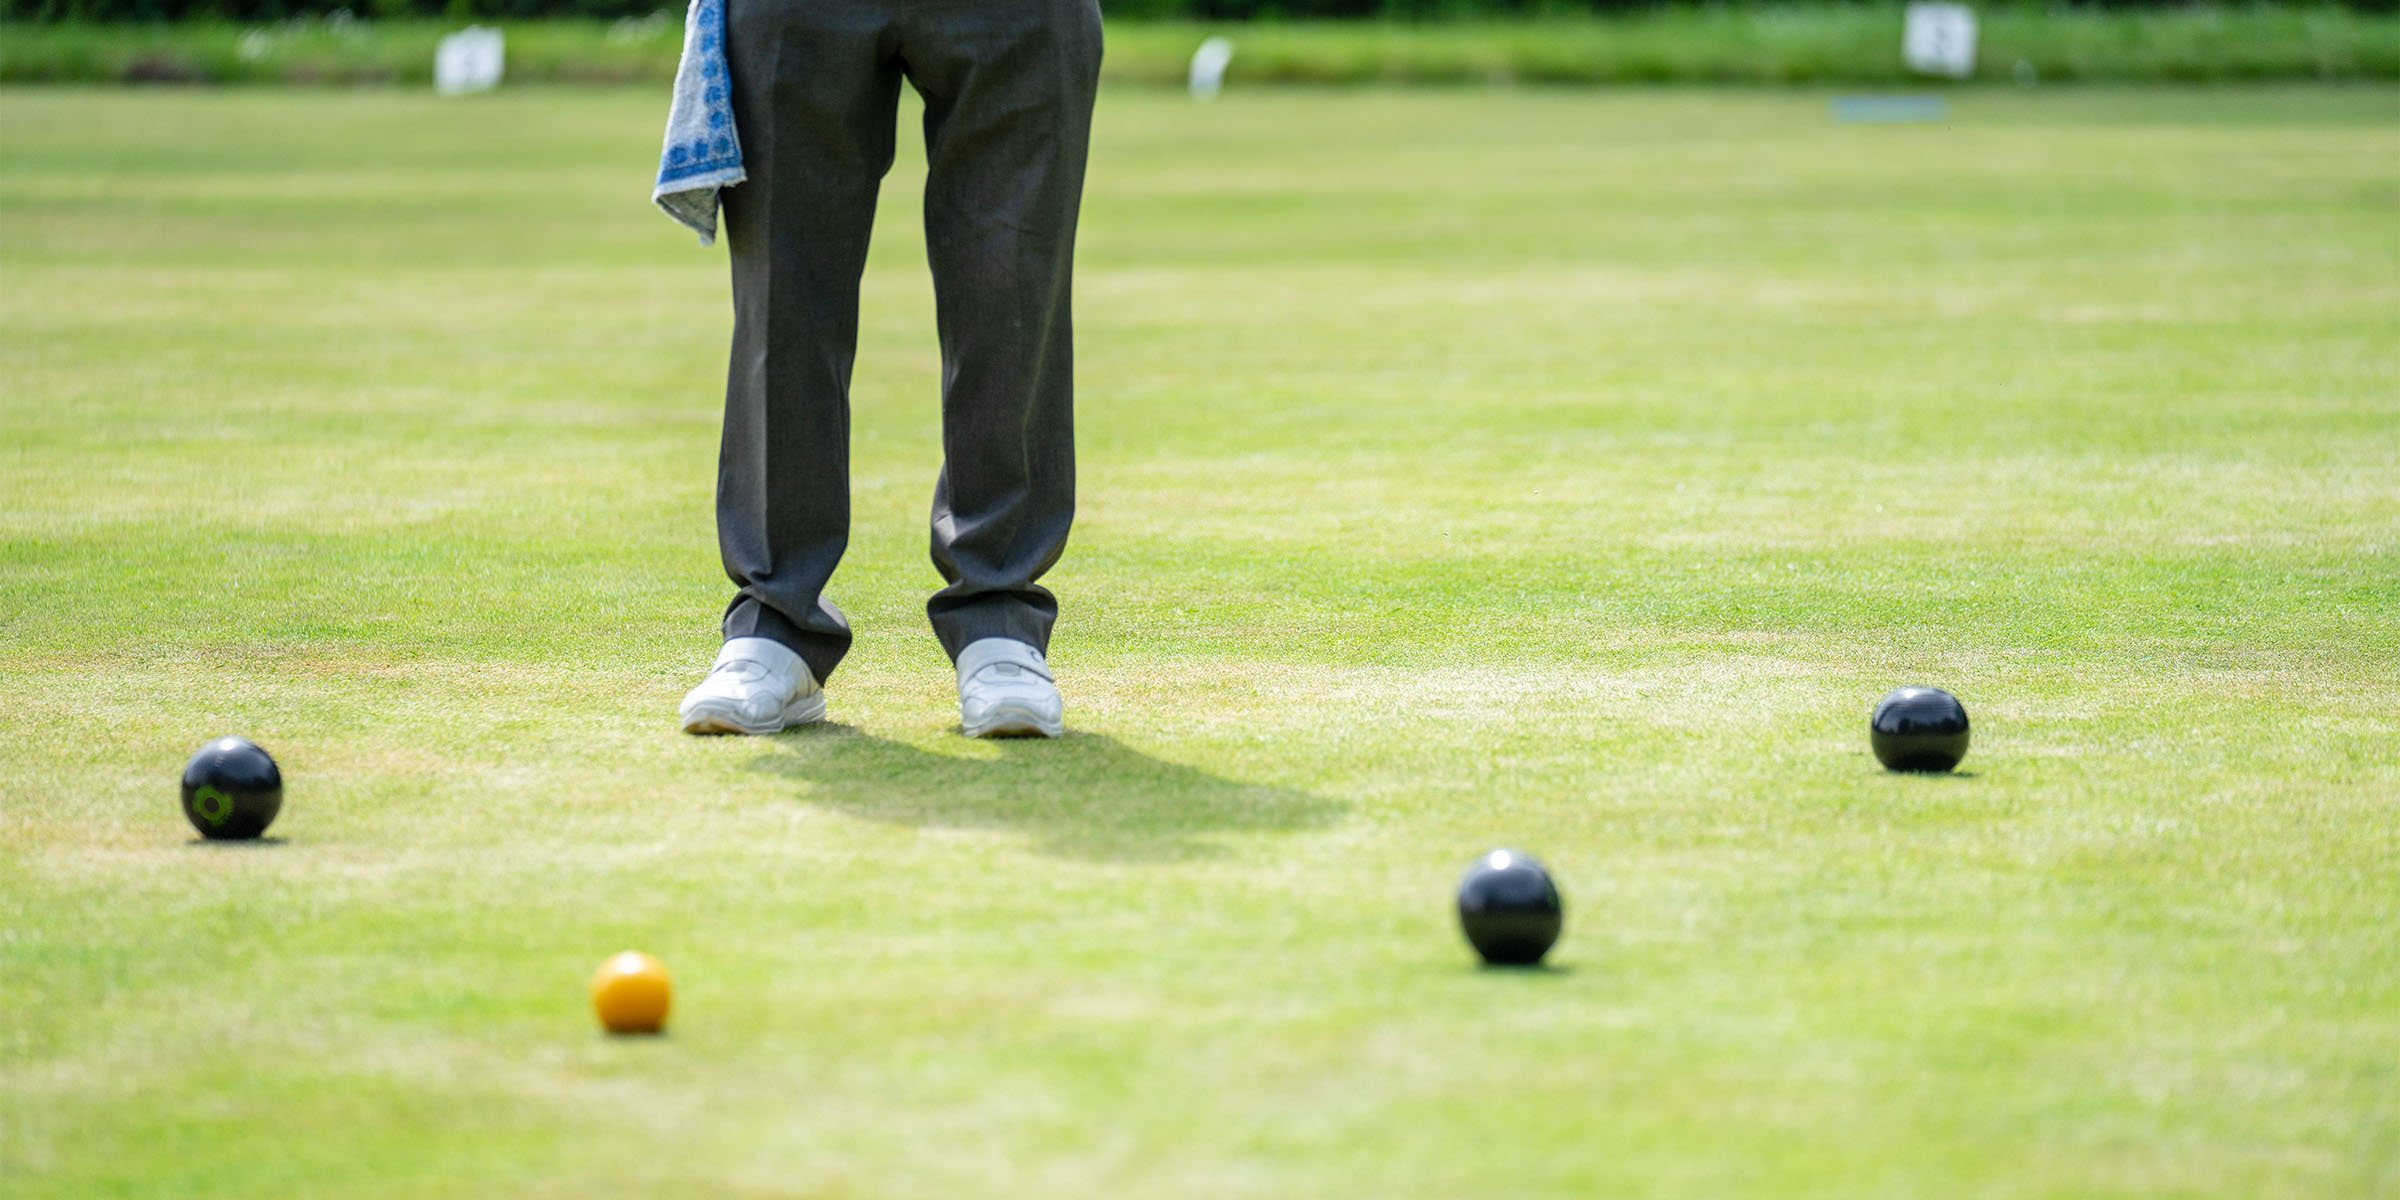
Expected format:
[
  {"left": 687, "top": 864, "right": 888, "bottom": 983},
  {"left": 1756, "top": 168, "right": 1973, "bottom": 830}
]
[
  {"left": 715, "top": 0, "right": 904, "bottom": 685},
  {"left": 898, "top": 0, "right": 1103, "bottom": 663}
]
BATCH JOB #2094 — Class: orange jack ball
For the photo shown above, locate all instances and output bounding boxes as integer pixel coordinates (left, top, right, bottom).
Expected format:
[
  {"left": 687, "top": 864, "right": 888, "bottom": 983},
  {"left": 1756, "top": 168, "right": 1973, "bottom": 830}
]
[{"left": 590, "top": 950, "right": 672, "bottom": 1034}]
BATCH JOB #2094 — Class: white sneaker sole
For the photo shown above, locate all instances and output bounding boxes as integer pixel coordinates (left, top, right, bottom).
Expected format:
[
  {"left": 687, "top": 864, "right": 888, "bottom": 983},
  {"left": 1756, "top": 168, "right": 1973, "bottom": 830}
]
[
  {"left": 961, "top": 701, "right": 1063, "bottom": 739},
  {"left": 680, "top": 691, "right": 827, "bottom": 736}
]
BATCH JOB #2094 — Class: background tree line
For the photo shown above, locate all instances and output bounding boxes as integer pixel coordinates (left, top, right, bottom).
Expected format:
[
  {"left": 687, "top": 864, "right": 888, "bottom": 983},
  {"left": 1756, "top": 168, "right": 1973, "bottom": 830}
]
[{"left": 10, "top": 0, "right": 2395, "bottom": 25}]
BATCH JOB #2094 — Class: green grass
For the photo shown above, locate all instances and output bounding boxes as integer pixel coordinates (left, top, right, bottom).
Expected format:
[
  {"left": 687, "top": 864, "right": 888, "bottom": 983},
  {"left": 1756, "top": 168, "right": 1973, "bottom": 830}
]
[
  {"left": 2, "top": 83, "right": 2397, "bottom": 1197},
  {"left": 1110, "top": 8, "right": 2400, "bottom": 84},
  {"left": 4, "top": 7, "right": 2398, "bottom": 87}
]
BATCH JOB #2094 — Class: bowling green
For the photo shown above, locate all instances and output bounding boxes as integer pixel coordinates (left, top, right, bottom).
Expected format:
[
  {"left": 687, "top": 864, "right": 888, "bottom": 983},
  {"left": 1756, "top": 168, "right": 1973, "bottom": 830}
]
[{"left": 1, "top": 84, "right": 2394, "bottom": 1198}]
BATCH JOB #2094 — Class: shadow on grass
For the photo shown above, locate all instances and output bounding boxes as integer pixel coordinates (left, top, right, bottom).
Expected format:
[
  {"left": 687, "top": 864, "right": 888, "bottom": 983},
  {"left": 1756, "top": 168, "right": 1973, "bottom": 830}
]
[
  {"left": 1473, "top": 962, "right": 1574, "bottom": 977},
  {"left": 186, "top": 836, "right": 287, "bottom": 848},
  {"left": 746, "top": 724, "right": 1343, "bottom": 861}
]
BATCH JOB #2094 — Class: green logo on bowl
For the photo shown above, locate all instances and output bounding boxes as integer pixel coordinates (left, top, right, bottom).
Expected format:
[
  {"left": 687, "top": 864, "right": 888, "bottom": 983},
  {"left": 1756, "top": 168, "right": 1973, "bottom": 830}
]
[{"left": 193, "top": 785, "right": 233, "bottom": 825}]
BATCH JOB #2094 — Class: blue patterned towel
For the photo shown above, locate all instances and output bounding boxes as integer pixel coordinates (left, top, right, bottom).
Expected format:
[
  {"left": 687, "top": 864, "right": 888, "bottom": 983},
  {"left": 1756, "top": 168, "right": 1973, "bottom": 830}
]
[{"left": 652, "top": 0, "right": 744, "bottom": 245}]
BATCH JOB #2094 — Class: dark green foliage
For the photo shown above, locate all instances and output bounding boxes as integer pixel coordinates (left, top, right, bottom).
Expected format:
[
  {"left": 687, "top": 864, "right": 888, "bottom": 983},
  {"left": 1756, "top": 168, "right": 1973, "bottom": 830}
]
[
  {"left": 8, "top": 0, "right": 2396, "bottom": 24},
  {"left": 1, "top": 0, "right": 644, "bottom": 18}
]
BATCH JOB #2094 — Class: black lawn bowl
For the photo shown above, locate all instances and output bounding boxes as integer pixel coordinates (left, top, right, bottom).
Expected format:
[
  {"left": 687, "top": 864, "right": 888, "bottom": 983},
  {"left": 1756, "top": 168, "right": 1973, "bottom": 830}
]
[
  {"left": 1456, "top": 849, "right": 1563, "bottom": 967},
  {"left": 181, "top": 736, "right": 284, "bottom": 840},
  {"left": 1870, "top": 687, "right": 1972, "bottom": 773}
]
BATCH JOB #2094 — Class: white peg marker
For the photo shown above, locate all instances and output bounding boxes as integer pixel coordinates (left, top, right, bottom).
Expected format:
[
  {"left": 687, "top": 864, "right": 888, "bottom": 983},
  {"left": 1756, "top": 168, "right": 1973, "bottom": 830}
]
[{"left": 1189, "top": 36, "right": 1235, "bottom": 101}]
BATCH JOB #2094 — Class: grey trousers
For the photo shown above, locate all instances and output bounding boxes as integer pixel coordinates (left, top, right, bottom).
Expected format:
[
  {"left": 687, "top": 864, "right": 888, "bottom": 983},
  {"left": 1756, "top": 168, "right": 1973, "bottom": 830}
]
[{"left": 714, "top": 0, "right": 1102, "bottom": 683}]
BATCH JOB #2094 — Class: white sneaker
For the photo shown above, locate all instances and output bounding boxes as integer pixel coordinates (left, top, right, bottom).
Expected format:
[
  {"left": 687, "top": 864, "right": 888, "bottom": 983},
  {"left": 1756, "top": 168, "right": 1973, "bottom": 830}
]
[
  {"left": 957, "top": 638, "right": 1063, "bottom": 739},
  {"left": 679, "top": 637, "right": 826, "bottom": 735}
]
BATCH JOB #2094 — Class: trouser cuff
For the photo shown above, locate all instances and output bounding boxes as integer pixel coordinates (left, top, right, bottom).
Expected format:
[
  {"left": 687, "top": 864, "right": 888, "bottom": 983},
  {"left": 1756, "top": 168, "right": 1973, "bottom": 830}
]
[
  {"left": 928, "top": 599, "right": 1053, "bottom": 664},
  {"left": 723, "top": 596, "right": 849, "bottom": 684}
]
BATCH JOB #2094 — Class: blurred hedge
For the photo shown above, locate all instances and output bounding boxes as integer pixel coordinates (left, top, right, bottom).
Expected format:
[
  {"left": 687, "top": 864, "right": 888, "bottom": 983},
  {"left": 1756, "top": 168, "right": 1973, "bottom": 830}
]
[
  {"left": 2, "top": 7, "right": 2394, "bottom": 84},
  {"left": 8, "top": 0, "right": 2397, "bottom": 21}
]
